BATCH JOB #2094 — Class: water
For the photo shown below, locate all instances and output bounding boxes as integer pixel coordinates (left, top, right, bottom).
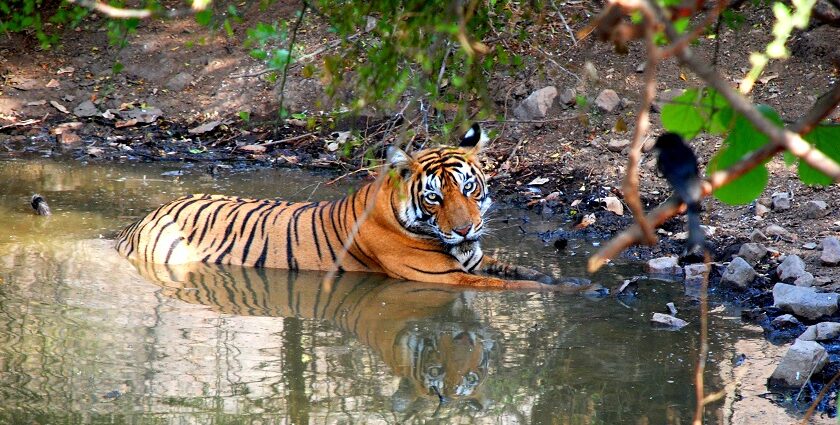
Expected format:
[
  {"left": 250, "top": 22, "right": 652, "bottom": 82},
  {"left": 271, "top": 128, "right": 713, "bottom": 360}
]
[{"left": 0, "top": 158, "right": 749, "bottom": 424}]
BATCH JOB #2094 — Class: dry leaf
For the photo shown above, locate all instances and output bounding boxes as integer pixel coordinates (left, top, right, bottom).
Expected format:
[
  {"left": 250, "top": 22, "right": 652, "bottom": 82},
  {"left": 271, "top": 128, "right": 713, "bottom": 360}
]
[
  {"left": 46, "top": 79, "right": 60, "bottom": 88},
  {"left": 188, "top": 120, "right": 222, "bottom": 134},
  {"left": 237, "top": 144, "right": 267, "bottom": 154},
  {"left": 758, "top": 74, "right": 778, "bottom": 84},
  {"left": 602, "top": 196, "right": 624, "bottom": 216},
  {"left": 57, "top": 66, "right": 75, "bottom": 74},
  {"left": 115, "top": 119, "right": 139, "bottom": 128},
  {"left": 527, "top": 177, "right": 550, "bottom": 186},
  {"left": 50, "top": 100, "right": 69, "bottom": 113},
  {"left": 59, "top": 131, "right": 81, "bottom": 144}
]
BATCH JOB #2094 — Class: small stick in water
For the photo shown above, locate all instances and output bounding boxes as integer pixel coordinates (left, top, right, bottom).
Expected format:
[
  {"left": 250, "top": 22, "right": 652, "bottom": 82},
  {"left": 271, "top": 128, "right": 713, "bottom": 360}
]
[{"left": 30, "top": 194, "right": 51, "bottom": 216}]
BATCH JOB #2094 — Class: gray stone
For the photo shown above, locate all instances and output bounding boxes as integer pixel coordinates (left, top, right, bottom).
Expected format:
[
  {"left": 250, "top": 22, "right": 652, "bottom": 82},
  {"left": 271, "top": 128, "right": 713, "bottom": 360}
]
[
  {"left": 594, "top": 89, "right": 621, "bottom": 113},
  {"left": 73, "top": 100, "right": 99, "bottom": 117},
  {"left": 650, "top": 312, "right": 689, "bottom": 330},
  {"left": 804, "top": 200, "right": 829, "bottom": 219},
  {"left": 765, "top": 224, "right": 794, "bottom": 240},
  {"left": 771, "top": 192, "right": 791, "bottom": 210},
  {"left": 738, "top": 243, "right": 768, "bottom": 266},
  {"left": 559, "top": 88, "right": 576, "bottom": 106},
  {"left": 794, "top": 272, "right": 816, "bottom": 287},
  {"left": 803, "top": 242, "right": 819, "bottom": 250},
  {"left": 772, "top": 314, "right": 801, "bottom": 327},
  {"left": 165, "top": 72, "right": 194, "bottom": 92},
  {"left": 513, "top": 86, "right": 558, "bottom": 120},
  {"left": 777, "top": 254, "right": 807, "bottom": 281},
  {"left": 769, "top": 339, "right": 828, "bottom": 388},
  {"left": 666, "top": 302, "right": 678, "bottom": 316},
  {"left": 755, "top": 203, "right": 770, "bottom": 217},
  {"left": 773, "top": 282, "right": 839, "bottom": 320},
  {"left": 798, "top": 322, "right": 840, "bottom": 341},
  {"left": 750, "top": 229, "right": 769, "bottom": 242},
  {"left": 684, "top": 263, "right": 708, "bottom": 283},
  {"left": 647, "top": 256, "right": 682, "bottom": 276},
  {"left": 607, "top": 139, "right": 630, "bottom": 153},
  {"left": 721, "top": 257, "right": 757, "bottom": 288},
  {"left": 820, "top": 236, "right": 840, "bottom": 266}
]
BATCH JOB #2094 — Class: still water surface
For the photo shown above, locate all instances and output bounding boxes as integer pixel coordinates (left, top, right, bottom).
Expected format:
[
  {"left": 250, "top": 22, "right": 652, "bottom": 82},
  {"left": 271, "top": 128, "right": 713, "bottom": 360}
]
[{"left": 0, "top": 159, "right": 749, "bottom": 424}]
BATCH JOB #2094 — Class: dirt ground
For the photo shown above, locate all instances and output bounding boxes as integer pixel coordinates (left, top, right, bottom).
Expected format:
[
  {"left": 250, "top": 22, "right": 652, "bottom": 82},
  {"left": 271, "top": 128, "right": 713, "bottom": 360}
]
[{"left": 1, "top": 1, "right": 840, "bottom": 417}]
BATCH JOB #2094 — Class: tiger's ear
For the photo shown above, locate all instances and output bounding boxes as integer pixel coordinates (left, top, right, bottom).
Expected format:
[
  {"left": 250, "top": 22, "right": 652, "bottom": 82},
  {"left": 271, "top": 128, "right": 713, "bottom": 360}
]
[
  {"left": 460, "top": 123, "right": 489, "bottom": 152},
  {"left": 387, "top": 145, "right": 414, "bottom": 179}
]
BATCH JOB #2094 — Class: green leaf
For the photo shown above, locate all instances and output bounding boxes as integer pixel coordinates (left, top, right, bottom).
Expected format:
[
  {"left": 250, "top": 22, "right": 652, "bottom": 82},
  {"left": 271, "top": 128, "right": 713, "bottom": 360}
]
[
  {"left": 708, "top": 105, "right": 782, "bottom": 204},
  {"left": 112, "top": 61, "right": 124, "bottom": 74},
  {"left": 673, "top": 17, "right": 690, "bottom": 34},
  {"left": 291, "top": 112, "right": 307, "bottom": 119},
  {"left": 189, "top": 147, "right": 206, "bottom": 154},
  {"left": 238, "top": 111, "right": 251, "bottom": 122},
  {"left": 661, "top": 89, "right": 704, "bottom": 139},
  {"left": 798, "top": 125, "right": 840, "bottom": 185},
  {"left": 195, "top": 10, "right": 213, "bottom": 26}
]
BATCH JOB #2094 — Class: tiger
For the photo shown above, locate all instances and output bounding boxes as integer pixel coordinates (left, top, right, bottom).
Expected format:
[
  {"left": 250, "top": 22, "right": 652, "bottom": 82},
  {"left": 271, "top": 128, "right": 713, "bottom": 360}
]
[
  {"left": 115, "top": 123, "right": 591, "bottom": 290},
  {"left": 134, "top": 260, "right": 496, "bottom": 409}
]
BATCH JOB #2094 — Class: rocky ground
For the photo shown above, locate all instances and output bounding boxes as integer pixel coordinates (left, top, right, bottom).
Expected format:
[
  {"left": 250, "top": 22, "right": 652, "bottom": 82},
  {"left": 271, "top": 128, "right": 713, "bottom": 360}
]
[{"left": 2, "top": 0, "right": 840, "bottom": 419}]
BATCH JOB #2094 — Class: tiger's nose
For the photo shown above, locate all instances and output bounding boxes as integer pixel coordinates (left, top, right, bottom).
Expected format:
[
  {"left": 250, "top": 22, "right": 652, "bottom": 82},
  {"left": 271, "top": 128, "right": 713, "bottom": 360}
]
[{"left": 453, "top": 225, "right": 471, "bottom": 237}]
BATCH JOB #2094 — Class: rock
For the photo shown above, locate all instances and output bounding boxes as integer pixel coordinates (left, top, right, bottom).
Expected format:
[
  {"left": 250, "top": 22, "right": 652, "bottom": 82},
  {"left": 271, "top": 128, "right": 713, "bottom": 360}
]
[
  {"left": 118, "top": 106, "right": 162, "bottom": 124},
  {"left": 738, "top": 243, "right": 768, "bottom": 266},
  {"left": 594, "top": 89, "right": 621, "bottom": 113},
  {"left": 772, "top": 314, "right": 801, "bottom": 327},
  {"left": 777, "top": 254, "right": 807, "bottom": 281},
  {"left": 820, "top": 236, "right": 840, "bottom": 266},
  {"left": 814, "top": 0, "right": 840, "bottom": 25},
  {"left": 666, "top": 302, "right": 678, "bottom": 316},
  {"left": 165, "top": 72, "right": 194, "bottom": 92},
  {"left": 59, "top": 131, "right": 81, "bottom": 144},
  {"left": 754, "top": 203, "right": 770, "bottom": 217},
  {"left": 684, "top": 263, "right": 708, "bottom": 283},
  {"left": 73, "top": 100, "right": 99, "bottom": 117},
  {"left": 607, "top": 139, "right": 630, "bottom": 152},
  {"left": 798, "top": 322, "right": 840, "bottom": 341},
  {"left": 765, "top": 224, "right": 794, "bottom": 240},
  {"left": 559, "top": 88, "right": 576, "bottom": 106},
  {"left": 721, "top": 257, "right": 757, "bottom": 288},
  {"left": 647, "top": 256, "right": 682, "bottom": 276},
  {"left": 650, "top": 313, "right": 689, "bottom": 330},
  {"left": 768, "top": 339, "right": 828, "bottom": 388},
  {"left": 773, "top": 283, "right": 839, "bottom": 320},
  {"left": 749, "top": 229, "right": 768, "bottom": 242},
  {"left": 794, "top": 272, "right": 815, "bottom": 287},
  {"left": 802, "top": 242, "right": 818, "bottom": 250},
  {"left": 771, "top": 192, "right": 791, "bottom": 210},
  {"left": 804, "top": 200, "right": 829, "bottom": 219},
  {"left": 513, "top": 86, "right": 557, "bottom": 120}
]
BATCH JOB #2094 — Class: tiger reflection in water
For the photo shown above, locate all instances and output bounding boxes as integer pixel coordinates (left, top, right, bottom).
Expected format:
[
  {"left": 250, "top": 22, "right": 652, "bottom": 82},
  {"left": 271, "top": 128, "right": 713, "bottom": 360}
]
[{"left": 133, "top": 260, "right": 496, "bottom": 412}]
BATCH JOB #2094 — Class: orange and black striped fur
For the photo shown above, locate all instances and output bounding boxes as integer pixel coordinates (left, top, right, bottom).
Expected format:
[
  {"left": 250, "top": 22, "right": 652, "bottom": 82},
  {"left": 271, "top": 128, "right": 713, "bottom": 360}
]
[{"left": 116, "top": 124, "right": 589, "bottom": 289}]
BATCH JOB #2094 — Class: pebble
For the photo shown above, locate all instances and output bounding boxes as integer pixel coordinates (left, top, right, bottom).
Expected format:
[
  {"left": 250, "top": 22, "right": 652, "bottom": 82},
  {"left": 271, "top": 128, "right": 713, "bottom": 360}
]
[
  {"left": 754, "top": 203, "right": 770, "bottom": 217},
  {"left": 738, "top": 243, "right": 768, "bottom": 266},
  {"left": 607, "top": 139, "right": 630, "bottom": 153},
  {"left": 165, "top": 71, "right": 194, "bottom": 92},
  {"left": 820, "top": 236, "right": 840, "bottom": 266},
  {"left": 773, "top": 282, "right": 839, "bottom": 320},
  {"left": 769, "top": 339, "right": 828, "bottom": 388},
  {"left": 666, "top": 302, "right": 678, "bottom": 316},
  {"left": 765, "top": 224, "right": 794, "bottom": 240},
  {"left": 73, "top": 100, "right": 99, "bottom": 117},
  {"left": 777, "top": 254, "right": 807, "bottom": 281},
  {"left": 647, "top": 256, "right": 682, "bottom": 276},
  {"left": 513, "top": 86, "right": 558, "bottom": 120},
  {"left": 794, "top": 272, "right": 816, "bottom": 287},
  {"left": 749, "top": 229, "right": 768, "bottom": 242},
  {"left": 772, "top": 314, "right": 801, "bottom": 327},
  {"left": 804, "top": 200, "right": 829, "bottom": 219},
  {"left": 721, "top": 257, "right": 757, "bottom": 288},
  {"left": 802, "top": 242, "right": 818, "bottom": 250},
  {"left": 684, "top": 263, "right": 708, "bottom": 283},
  {"left": 771, "top": 192, "right": 791, "bottom": 210},
  {"left": 798, "top": 322, "right": 840, "bottom": 341},
  {"left": 650, "top": 312, "right": 689, "bottom": 330},
  {"left": 559, "top": 88, "right": 576, "bottom": 106},
  {"left": 594, "top": 89, "right": 621, "bottom": 113}
]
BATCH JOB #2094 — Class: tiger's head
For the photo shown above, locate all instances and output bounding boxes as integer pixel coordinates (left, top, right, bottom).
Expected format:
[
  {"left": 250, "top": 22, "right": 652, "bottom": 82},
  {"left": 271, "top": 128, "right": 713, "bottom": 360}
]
[{"left": 387, "top": 123, "right": 492, "bottom": 247}]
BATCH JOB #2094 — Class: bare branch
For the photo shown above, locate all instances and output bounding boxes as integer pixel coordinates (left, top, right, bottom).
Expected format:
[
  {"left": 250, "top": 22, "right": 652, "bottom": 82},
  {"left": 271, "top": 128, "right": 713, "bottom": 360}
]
[{"left": 622, "top": 21, "right": 659, "bottom": 246}]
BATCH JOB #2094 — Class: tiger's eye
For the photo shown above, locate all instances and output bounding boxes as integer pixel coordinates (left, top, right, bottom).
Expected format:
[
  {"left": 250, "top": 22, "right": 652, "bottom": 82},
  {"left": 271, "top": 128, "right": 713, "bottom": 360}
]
[
  {"left": 463, "top": 181, "right": 475, "bottom": 194},
  {"left": 424, "top": 193, "right": 442, "bottom": 204}
]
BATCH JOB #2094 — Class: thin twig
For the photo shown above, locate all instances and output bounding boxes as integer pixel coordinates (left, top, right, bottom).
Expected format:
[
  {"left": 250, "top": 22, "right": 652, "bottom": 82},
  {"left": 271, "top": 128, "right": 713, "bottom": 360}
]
[
  {"left": 325, "top": 166, "right": 377, "bottom": 185},
  {"left": 258, "top": 132, "right": 316, "bottom": 147},
  {"left": 0, "top": 117, "right": 43, "bottom": 131},
  {"left": 800, "top": 369, "right": 840, "bottom": 424},
  {"left": 622, "top": 18, "right": 659, "bottom": 246},
  {"left": 277, "top": 2, "right": 308, "bottom": 117},
  {"left": 535, "top": 46, "right": 582, "bottom": 83}
]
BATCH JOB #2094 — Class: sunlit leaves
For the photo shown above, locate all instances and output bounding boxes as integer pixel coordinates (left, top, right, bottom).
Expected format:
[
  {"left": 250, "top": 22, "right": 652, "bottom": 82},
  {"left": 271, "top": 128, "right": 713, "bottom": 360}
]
[
  {"left": 707, "top": 105, "right": 782, "bottom": 205},
  {"left": 661, "top": 88, "right": 735, "bottom": 140},
  {"left": 797, "top": 125, "right": 840, "bottom": 185}
]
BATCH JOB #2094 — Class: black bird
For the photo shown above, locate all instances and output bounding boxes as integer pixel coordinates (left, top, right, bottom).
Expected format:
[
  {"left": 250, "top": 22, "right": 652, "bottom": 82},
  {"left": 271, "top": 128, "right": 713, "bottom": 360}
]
[
  {"left": 30, "top": 194, "right": 51, "bottom": 216},
  {"left": 654, "top": 133, "right": 704, "bottom": 257}
]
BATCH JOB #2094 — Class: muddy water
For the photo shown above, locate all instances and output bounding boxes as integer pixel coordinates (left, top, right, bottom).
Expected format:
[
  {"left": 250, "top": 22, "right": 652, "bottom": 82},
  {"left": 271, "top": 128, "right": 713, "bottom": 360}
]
[{"left": 0, "top": 158, "right": 752, "bottom": 424}]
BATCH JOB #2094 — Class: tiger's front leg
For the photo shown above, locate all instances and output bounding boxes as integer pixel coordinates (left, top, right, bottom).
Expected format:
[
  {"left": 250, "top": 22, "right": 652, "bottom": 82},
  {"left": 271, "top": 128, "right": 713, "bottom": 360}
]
[{"left": 478, "top": 256, "right": 596, "bottom": 291}]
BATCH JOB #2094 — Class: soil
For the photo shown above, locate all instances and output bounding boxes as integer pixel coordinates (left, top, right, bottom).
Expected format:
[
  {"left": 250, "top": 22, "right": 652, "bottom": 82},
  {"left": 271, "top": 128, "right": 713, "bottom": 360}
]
[{"left": 2, "top": 0, "right": 840, "bottom": 420}]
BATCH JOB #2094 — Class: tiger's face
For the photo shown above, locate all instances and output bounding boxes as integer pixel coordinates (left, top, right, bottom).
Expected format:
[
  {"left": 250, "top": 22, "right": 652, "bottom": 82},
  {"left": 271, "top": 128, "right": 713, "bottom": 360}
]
[{"left": 388, "top": 124, "right": 492, "bottom": 247}]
